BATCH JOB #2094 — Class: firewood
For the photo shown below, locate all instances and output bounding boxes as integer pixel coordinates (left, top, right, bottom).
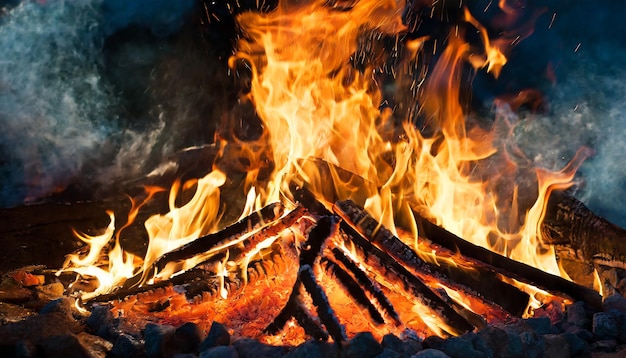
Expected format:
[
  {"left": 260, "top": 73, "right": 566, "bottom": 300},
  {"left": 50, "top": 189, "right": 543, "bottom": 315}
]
[
  {"left": 412, "top": 207, "right": 603, "bottom": 310},
  {"left": 542, "top": 190, "right": 626, "bottom": 267},
  {"left": 338, "top": 222, "right": 474, "bottom": 336},
  {"left": 153, "top": 202, "right": 286, "bottom": 272},
  {"left": 333, "top": 200, "right": 530, "bottom": 317}
]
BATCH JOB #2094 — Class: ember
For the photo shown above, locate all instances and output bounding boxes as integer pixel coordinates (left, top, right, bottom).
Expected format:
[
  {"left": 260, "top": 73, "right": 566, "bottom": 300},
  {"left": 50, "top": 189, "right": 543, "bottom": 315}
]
[{"left": 2, "top": 0, "right": 626, "bottom": 357}]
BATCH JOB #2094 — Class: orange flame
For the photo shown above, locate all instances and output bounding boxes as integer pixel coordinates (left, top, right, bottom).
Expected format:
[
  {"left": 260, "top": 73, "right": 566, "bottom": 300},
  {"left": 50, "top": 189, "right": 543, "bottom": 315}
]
[{"left": 61, "top": 0, "right": 590, "bottom": 341}]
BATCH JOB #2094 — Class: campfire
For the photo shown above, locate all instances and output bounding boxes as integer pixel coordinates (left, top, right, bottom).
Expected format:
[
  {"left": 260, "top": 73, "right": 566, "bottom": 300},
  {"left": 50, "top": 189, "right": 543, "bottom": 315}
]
[{"left": 2, "top": 0, "right": 626, "bottom": 357}]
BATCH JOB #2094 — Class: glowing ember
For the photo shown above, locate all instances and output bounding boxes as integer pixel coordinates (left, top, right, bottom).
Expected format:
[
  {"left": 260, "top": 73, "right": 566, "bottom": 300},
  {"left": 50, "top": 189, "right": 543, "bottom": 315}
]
[{"left": 58, "top": 0, "right": 592, "bottom": 344}]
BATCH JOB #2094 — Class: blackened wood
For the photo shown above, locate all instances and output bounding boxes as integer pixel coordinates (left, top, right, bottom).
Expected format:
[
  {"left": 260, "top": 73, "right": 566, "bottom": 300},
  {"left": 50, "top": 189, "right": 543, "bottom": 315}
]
[
  {"left": 153, "top": 202, "right": 285, "bottom": 271},
  {"left": 299, "top": 265, "right": 347, "bottom": 344},
  {"left": 338, "top": 222, "right": 474, "bottom": 335},
  {"left": 321, "top": 257, "right": 385, "bottom": 325},
  {"left": 292, "top": 301, "right": 329, "bottom": 341},
  {"left": 299, "top": 216, "right": 337, "bottom": 267},
  {"left": 330, "top": 247, "right": 401, "bottom": 325},
  {"left": 413, "top": 207, "right": 603, "bottom": 310},
  {"left": 333, "top": 200, "right": 530, "bottom": 317},
  {"left": 542, "top": 190, "right": 626, "bottom": 265}
]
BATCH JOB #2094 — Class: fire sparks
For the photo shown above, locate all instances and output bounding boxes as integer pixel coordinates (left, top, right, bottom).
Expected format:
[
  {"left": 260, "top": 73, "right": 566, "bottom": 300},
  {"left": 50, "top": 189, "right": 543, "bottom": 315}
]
[{"left": 59, "top": 0, "right": 592, "bottom": 344}]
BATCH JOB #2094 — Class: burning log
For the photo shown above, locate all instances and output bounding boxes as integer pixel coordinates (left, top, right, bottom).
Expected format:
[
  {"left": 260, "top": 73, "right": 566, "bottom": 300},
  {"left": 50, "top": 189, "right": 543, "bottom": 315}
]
[
  {"left": 412, "top": 207, "right": 603, "bottom": 310},
  {"left": 333, "top": 200, "right": 530, "bottom": 317},
  {"left": 541, "top": 190, "right": 626, "bottom": 268},
  {"left": 153, "top": 202, "right": 286, "bottom": 272}
]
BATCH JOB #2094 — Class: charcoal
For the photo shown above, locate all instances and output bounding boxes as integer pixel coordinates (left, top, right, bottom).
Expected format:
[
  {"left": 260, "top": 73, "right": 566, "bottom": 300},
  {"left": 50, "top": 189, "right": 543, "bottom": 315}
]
[
  {"left": 374, "top": 348, "right": 401, "bottom": 358},
  {"left": 76, "top": 332, "right": 113, "bottom": 358},
  {"left": 284, "top": 340, "right": 335, "bottom": 358},
  {"left": 560, "top": 332, "right": 589, "bottom": 357},
  {"left": 171, "top": 322, "right": 202, "bottom": 354},
  {"left": 566, "top": 301, "right": 592, "bottom": 328},
  {"left": 341, "top": 332, "right": 383, "bottom": 358},
  {"left": 85, "top": 304, "right": 113, "bottom": 333},
  {"left": 0, "top": 312, "right": 82, "bottom": 346},
  {"left": 111, "top": 333, "right": 145, "bottom": 358},
  {"left": 144, "top": 323, "right": 176, "bottom": 358},
  {"left": 200, "top": 321, "right": 230, "bottom": 351},
  {"left": 232, "top": 338, "right": 289, "bottom": 358},
  {"left": 38, "top": 334, "right": 90, "bottom": 358},
  {"left": 603, "top": 294, "right": 626, "bottom": 313},
  {"left": 410, "top": 348, "right": 451, "bottom": 357},
  {"left": 593, "top": 312, "right": 619, "bottom": 339},
  {"left": 200, "top": 345, "right": 238, "bottom": 358}
]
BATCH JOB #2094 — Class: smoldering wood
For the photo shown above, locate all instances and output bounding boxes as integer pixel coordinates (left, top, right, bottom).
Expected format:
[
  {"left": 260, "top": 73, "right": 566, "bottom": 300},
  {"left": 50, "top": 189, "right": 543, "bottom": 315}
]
[
  {"left": 153, "top": 202, "right": 286, "bottom": 272},
  {"left": 321, "top": 257, "right": 386, "bottom": 325},
  {"left": 299, "top": 265, "right": 347, "bottom": 344},
  {"left": 542, "top": 190, "right": 626, "bottom": 267},
  {"left": 412, "top": 207, "right": 603, "bottom": 310},
  {"left": 329, "top": 247, "right": 401, "bottom": 326},
  {"left": 333, "top": 200, "right": 530, "bottom": 317},
  {"left": 338, "top": 222, "right": 475, "bottom": 335}
]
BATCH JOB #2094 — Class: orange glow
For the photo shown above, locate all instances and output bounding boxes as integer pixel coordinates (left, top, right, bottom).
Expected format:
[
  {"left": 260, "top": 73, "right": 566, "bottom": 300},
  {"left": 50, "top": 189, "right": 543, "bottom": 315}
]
[{"left": 60, "top": 0, "right": 590, "bottom": 343}]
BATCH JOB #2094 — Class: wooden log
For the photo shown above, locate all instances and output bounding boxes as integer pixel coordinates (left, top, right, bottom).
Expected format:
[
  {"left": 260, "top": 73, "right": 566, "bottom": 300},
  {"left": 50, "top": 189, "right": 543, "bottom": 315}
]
[
  {"left": 153, "top": 202, "right": 285, "bottom": 272},
  {"left": 338, "top": 221, "right": 474, "bottom": 335},
  {"left": 542, "top": 190, "right": 626, "bottom": 266},
  {"left": 333, "top": 200, "right": 530, "bottom": 317},
  {"left": 412, "top": 208, "right": 603, "bottom": 310}
]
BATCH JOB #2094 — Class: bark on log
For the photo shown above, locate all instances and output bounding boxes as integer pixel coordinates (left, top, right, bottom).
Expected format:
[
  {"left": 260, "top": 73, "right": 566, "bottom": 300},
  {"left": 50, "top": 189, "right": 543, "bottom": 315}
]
[
  {"left": 542, "top": 190, "right": 626, "bottom": 266},
  {"left": 333, "top": 200, "right": 530, "bottom": 317},
  {"left": 413, "top": 208, "right": 603, "bottom": 310}
]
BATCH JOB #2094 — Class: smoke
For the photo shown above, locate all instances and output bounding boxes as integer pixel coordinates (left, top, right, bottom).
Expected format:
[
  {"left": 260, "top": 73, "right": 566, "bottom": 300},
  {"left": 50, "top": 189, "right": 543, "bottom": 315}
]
[{"left": 0, "top": 0, "right": 197, "bottom": 206}]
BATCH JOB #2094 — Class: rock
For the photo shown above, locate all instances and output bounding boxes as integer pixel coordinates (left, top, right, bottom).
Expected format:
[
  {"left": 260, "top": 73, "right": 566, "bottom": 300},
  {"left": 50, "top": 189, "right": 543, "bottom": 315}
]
[
  {"left": 342, "top": 332, "right": 384, "bottom": 358},
  {"left": 591, "top": 339, "right": 618, "bottom": 352},
  {"left": 564, "top": 326, "right": 594, "bottom": 342},
  {"left": 284, "top": 340, "right": 335, "bottom": 358},
  {"left": 542, "top": 334, "right": 569, "bottom": 358},
  {"left": 524, "top": 317, "right": 552, "bottom": 335},
  {"left": 111, "top": 333, "right": 144, "bottom": 358},
  {"left": 38, "top": 334, "right": 90, "bottom": 358},
  {"left": 566, "top": 301, "right": 591, "bottom": 329},
  {"left": 171, "top": 322, "right": 202, "bottom": 355},
  {"left": 381, "top": 333, "right": 422, "bottom": 357},
  {"left": 39, "top": 297, "right": 77, "bottom": 320},
  {"left": 603, "top": 294, "right": 626, "bottom": 313},
  {"left": 410, "top": 348, "right": 450, "bottom": 358},
  {"left": 144, "top": 323, "right": 176, "bottom": 358},
  {"left": 35, "top": 282, "right": 65, "bottom": 301},
  {"left": 374, "top": 348, "right": 401, "bottom": 358},
  {"left": 560, "top": 332, "right": 588, "bottom": 357},
  {"left": 0, "top": 301, "right": 35, "bottom": 324},
  {"left": 232, "top": 338, "right": 289, "bottom": 358},
  {"left": 477, "top": 326, "right": 523, "bottom": 358},
  {"left": 518, "top": 331, "right": 543, "bottom": 358},
  {"left": 199, "top": 321, "right": 230, "bottom": 352},
  {"left": 461, "top": 332, "right": 491, "bottom": 357},
  {"left": 593, "top": 312, "right": 619, "bottom": 340},
  {"left": 422, "top": 336, "right": 445, "bottom": 350},
  {"left": 200, "top": 345, "right": 239, "bottom": 358},
  {"left": 437, "top": 337, "right": 486, "bottom": 358},
  {"left": 77, "top": 332, "right": 113, "bottom": 358},
  {"left": 85, "top": 305, "right": 113, "bottom": 333},
  {"left": 0, "top": 312, "right": 82, "bottom": 346}
]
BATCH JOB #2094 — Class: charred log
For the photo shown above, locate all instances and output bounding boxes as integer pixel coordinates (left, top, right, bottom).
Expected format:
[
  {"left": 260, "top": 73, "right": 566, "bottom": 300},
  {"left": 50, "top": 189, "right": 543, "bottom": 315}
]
[
  {"left": 412, "top": 208, "right": 603, "bottom": 310},
  {"left": 542, "top": 190, "right": 626, "bottom": 267},
  {"left": 338, "top": 222, "right": 474, "bottom": 335},
  {"left": 333, "top": 200, "right": 530, "bottom": 317},
  {"left": 153, "top": 202, "right": 286, "bottom": 272}
]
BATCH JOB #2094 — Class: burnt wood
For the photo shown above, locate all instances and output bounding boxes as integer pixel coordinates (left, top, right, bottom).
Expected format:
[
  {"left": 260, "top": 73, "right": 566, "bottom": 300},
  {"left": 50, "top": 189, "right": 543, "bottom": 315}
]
[
  {"left": 412, "top": 207, "right": 603, "bottom": 310},
  {"left": 542, "top": 190, "right": 626, "bottom": 266},
  {"left": 333, "top": 200, "right": 530, "bottom": 317}
]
